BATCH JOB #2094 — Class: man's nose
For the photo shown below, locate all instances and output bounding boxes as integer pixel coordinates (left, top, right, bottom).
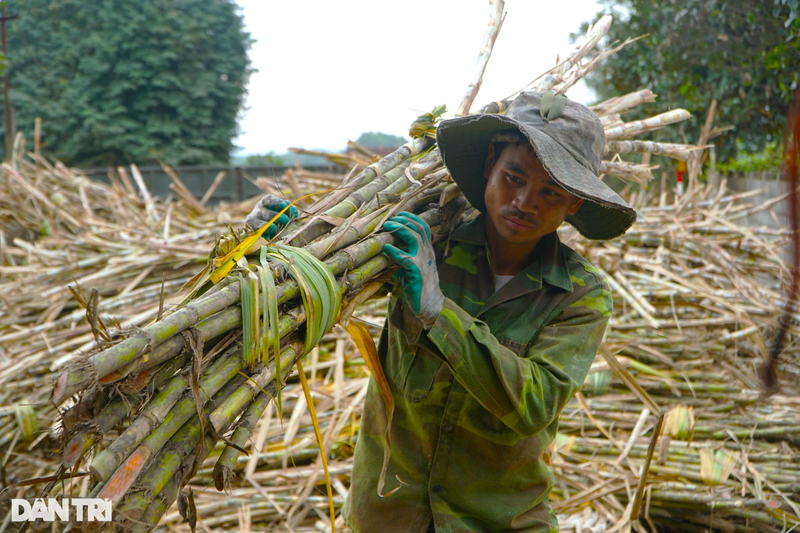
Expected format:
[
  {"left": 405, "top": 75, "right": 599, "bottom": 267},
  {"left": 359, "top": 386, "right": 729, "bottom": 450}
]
[{"left": 511, "top": 187, "right": 539, "bottom": 213}]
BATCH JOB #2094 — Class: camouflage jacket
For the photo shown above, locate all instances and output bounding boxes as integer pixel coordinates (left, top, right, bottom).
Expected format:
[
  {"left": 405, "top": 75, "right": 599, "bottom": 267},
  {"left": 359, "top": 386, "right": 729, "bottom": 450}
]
[{"left": 343, "top": 214, "right": 612, "bottom": 533}]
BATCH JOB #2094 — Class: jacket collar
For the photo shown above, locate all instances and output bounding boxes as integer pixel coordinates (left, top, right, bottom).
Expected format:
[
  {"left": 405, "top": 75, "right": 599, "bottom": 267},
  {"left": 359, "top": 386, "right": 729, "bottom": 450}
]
[{"left": 450, "top": 213, "right": 573, "bottom": 293}]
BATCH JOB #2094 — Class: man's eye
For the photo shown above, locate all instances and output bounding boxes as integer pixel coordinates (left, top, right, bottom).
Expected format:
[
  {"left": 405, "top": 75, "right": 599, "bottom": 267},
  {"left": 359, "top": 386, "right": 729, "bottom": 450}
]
[
  {"left": 506, "top": 173, "right": 521, "bottom": 184},
  {"left": 543, "top": 189, "right": 561, "bottom": 197}
]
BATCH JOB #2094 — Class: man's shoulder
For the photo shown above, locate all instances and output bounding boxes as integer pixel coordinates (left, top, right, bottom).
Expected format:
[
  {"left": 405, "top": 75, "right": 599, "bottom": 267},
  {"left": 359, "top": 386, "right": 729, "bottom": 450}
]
[{"left": 560, "top": 241, "right": 607, "bottom": 291}]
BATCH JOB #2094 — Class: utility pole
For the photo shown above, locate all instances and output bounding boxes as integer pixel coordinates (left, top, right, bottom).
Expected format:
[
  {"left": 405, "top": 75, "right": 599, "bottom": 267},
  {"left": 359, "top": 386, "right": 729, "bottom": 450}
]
[{"left": 1, "top": 6, "right": 18, "bottom": 159}]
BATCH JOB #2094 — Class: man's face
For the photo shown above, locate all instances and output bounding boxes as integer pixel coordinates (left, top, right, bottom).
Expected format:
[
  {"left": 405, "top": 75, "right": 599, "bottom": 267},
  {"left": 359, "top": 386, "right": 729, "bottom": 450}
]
[{"left": 483, "top": 142, "right": 584, "bottom": 248}]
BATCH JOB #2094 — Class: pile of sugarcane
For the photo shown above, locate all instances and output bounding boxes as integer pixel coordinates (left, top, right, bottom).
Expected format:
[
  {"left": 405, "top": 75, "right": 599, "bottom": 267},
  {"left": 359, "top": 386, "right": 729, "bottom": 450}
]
[
  {"left": 549, "top": 184, "right": 800, "bottom": 532},
  {"left": 1, "top": 3, "right": 797, "bottom": 532}
]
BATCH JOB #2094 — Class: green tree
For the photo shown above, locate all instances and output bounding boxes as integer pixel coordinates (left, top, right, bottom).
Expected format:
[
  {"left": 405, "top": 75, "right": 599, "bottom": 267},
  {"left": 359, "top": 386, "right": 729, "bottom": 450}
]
[
  {"left": 246, "top": 152, "right": 285, "bottom": 166},
  {"left": 355, "top": 131, "right": 407, "bottom": 149},
  {"left": 579, "top": 0, "right": 800, "bottom": 163},
  {"left": 4, "top": 0, "right": 252, "bottom": 166}
]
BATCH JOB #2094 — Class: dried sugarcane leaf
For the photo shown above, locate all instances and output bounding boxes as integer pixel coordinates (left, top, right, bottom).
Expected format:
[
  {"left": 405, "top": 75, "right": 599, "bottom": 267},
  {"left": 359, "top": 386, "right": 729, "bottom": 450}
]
[
  {"left": 600, "top": 343, "right": 661, "bottom": 416},
  {"left": 177, "top": 487, "right": 197, "bottom": 533},
  {"left": 339, "top": 279, "right": 390, "bottom": 327},
  {"left": 211, "top": 192, "right": 319, "bottom": 284},
  {"left": 346, "top": 318, "right": 404, "bottom": 497},
  {"left": 295, "top": 359, "right": 337, "bottom": 533}
]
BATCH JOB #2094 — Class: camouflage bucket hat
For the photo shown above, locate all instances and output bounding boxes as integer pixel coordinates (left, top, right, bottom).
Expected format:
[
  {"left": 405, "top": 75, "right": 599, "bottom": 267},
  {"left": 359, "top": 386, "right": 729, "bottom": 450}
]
[{"left": 436, "top": 90, "right": 636, "bottom": 240}]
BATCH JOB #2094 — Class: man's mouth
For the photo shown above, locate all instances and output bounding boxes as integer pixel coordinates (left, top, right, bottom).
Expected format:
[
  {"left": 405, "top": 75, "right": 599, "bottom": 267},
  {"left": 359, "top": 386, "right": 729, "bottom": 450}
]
[{"left": 503, "top": 216, "right": 534, "bottom": 231}]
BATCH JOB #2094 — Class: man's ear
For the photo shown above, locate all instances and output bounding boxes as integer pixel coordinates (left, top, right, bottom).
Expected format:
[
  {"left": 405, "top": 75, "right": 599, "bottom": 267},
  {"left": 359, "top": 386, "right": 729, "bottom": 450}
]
[
  {"left": 483, "top": 143, "right": 497, "bottom": 180},
  {"left": 567, "top": 197, "right": 585, "bottom": 216}
]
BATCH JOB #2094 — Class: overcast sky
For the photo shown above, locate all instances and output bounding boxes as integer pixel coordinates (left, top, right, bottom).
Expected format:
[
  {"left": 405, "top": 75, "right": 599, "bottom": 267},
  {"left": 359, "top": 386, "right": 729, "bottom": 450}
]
[{"left": 232, "top": 0, "right": 603, "bottom": 156}]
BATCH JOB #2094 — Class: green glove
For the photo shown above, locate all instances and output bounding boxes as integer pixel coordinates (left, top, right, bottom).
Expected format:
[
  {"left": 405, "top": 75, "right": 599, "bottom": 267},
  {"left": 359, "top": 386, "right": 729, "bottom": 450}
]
[
  {"left": 245, "top": 194, "right": 299, "bottom": 239},
  {"left": 383, "top": 211, "right": 445, "bottom": 329}
]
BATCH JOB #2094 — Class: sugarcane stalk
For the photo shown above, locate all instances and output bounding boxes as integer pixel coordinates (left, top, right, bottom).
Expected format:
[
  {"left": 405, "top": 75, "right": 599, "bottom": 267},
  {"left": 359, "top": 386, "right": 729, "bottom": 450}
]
[
  {"left": 71, "top": 195, "right": 461, "bottom": 394},
  {"left": 533, "top": 15, "right": 612, "bottom": 93},
  {"left": 105, "top": 202, "right": 466, "bottom": 526},
  {"left": 286, "top": 154, "right": 420, "bottom": 247},
  {"left": 212, "top": 390, "right": 275, "bottom": 491},
  {"left": 359, "top": 152, "right": 443, "bottom": 214},
  {"left": 600, "top": 161, "right": 656, "bottom": 184},
  {"left": 212, "top": 342, "right": 306, "bottom": 490},
  {"left": 282, "top": 137, "right": 431, "bottom": 241},
  {"left": 590, "top": 89, "right": 657, "bottom": 117},
  {"left": 91, "top": 345, "right": 243, "bottom": 489},
  {"left": 130, "top": 433, "right": 216, "bottom": 533},
  {"left": 455, "top": 0, "right": 505, "bottom": 117},
  {"left": 62, "top": 354, "right": 188, "bottom": 467},
  {"left": 604, "top": 109, "right": 693, "bottom": 141},
  {"left": 600, "top": 114, "right": 623, "bottom": 129},
  {"left": 53, "top": 282, "right": 243, "bottom": 404},
  {"left": 81, "top": 203, "right": 462, "bottom": 517},
  {"left": 208, "top": 344, "right": 301, "bottom": 434},
  {"left": 304, "top": 179, "right": 448, "bottom": 260},
  {"left": 88, "top": 369, "right": 191, "bottom": 481},
  {"left": 605, "top": 140, "right": 701, "bottom": 162},
  {"left": 112, "top": 376, "right": 246, "bottom": 528}
]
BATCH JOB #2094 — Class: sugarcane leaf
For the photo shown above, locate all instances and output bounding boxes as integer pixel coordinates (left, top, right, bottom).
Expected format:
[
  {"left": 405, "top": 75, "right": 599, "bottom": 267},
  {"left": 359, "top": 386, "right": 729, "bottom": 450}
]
[
  {"left": 258, "top": 246, "right": 282, "bottom": 418},
  {"left": 345, "top": 318, "right": 403, "bottom": 497},
  {"left": 339, "top": 280, "right": 389, "bottom": 327},
  {"left": 14, "top": 405, "right": 37, "bottom": 441},
  {"left": 177, "top": 488, "right": 197, "bottom": 533},
  {"left": 273, "top": 245, "right": 341, "bottom": 357},
  {"left": 172, "top": 264, "right": 211, "bottom": 305},
  {"left": 210, "top": 192, "right": 319, "bottom": 284},
  {"left": 600, "top": 343, "right": 661, "bottom": 416},
  {"left": 625, "top": 358, "right": 673, "bottom": 381},
  {"left": 187, "top": 328, "right": 206, "bottom": 444},
  {"left": 699, "top": 448, "right": 736, "bottom": 486},
  {"left": 239, "top": 275, "right": 258, "bottom": 366},
  {"left": 295, "top": 359, "right": 337, "bottom": 533},
  {"left": 663, "top": 404, "right": 695, "bottom": 441}
]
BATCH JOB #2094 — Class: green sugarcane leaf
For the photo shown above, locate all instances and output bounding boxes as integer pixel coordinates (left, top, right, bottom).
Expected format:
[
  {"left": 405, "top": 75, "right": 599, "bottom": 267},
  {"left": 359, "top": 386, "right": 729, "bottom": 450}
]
[
  {"left": 258, "top": 246, "right": 283, "bottom": 418},
  {"left": 239, "top": 274, "right": 259, "bottom": 366},
  {"left": 14, "top": 404, "right": 38, "bottom": 441},
  {"left": 274, "top": 245, "right": 341, "bottom": 355}
]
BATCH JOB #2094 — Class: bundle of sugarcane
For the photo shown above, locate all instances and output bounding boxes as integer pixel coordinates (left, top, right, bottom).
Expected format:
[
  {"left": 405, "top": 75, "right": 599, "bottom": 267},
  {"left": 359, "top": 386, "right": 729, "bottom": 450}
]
[
  {"left": 46, "top": 136, "right": 462, "bottom": 532},
  {"left": 9, "top": 4, "right": 727, "bottom": 530}
]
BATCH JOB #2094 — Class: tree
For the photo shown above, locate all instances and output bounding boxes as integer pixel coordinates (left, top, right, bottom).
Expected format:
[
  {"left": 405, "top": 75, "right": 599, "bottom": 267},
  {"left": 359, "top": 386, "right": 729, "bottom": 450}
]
[
  {"left": 579, "top": 0, "right": 800, "bottom": 163},
  {"left": 246, "top": 152, "right": 285, "bottom": 166},
  {"left": 355, "top": 131, "right": 407, "bottom": 150},
  {"left": 4, "top": 0, "right": 252, "bottom": 166}
]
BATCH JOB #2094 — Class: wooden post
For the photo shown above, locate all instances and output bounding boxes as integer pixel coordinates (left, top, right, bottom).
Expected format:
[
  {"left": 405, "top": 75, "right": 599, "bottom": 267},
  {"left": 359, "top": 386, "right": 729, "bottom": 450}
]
[
  {"left": 707, "top": 145, "right": 720, "bottom": 190},
  {"left": 1, "top": 6, "right": 16, "bottom": 160},
  {"left": 34, "top": 116, "right": 41, "bottom": 184},
  {"left": 235, "top": 166, "right": 243, "bottom": 202},
  {"left": 34, "top": 117, "right": 41, "bottom": 158}
]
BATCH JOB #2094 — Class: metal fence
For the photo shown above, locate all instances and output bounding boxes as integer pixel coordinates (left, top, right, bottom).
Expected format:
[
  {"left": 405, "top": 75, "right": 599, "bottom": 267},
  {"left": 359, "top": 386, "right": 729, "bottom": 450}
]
[
  {"left": 722, "top": 171, "right": 786, "bottom": 229},
  {"left": 81, "top": 164, "right": 340, "bottom": 205}
]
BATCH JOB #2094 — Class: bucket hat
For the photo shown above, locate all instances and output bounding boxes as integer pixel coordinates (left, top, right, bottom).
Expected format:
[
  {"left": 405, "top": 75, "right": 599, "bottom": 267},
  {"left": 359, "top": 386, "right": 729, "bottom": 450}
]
[{"left": 436, "top": 90, "right": 636, "bottom": 240}]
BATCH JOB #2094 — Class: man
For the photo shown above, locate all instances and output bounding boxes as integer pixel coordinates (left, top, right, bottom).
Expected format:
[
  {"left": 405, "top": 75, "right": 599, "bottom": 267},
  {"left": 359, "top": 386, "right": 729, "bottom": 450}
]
[
  {"left": 248, "top": 91, "right": 635, "bottom": 532},
  {"left": 345, "top": 90, "right": 635, "bottom": 533}
]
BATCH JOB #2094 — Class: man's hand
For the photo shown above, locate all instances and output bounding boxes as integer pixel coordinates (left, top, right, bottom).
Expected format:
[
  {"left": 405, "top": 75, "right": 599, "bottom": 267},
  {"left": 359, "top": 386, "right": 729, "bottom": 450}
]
[
  {"left": 245, "top": 195, "right": 299, "bottom": 239},
  {"left": 383, "top": 211, "right": 445, "bottom": 329}
]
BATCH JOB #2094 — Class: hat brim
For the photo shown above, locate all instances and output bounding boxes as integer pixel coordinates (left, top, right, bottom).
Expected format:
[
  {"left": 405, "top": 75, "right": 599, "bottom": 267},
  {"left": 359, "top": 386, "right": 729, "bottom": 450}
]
[{"left": 436, "top": 114, "right": 636, "bottom": 240}]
